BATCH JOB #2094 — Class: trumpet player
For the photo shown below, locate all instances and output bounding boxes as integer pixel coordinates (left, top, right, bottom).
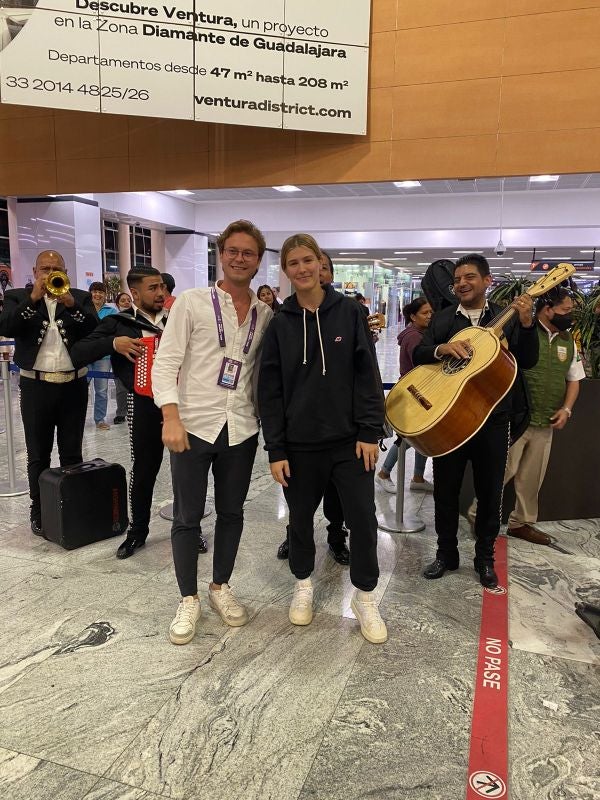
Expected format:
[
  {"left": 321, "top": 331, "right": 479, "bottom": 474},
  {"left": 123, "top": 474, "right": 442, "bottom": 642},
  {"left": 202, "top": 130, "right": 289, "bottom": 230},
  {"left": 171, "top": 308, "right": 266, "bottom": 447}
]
[{"left": 0, "top": 250, "right": 97, "bottom": 537}]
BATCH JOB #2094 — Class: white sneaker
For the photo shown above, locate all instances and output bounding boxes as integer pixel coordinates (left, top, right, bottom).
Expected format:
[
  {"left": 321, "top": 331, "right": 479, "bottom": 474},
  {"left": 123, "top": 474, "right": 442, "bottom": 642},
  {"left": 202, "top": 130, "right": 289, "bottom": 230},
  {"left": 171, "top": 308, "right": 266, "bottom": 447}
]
[
  {"left": 410, "top": 479, "right": 434, "bottom": 492},
  {"left": 351, "top": 590, "right": 388, "bottom": 644},
  {"left": 289, "top": 578, "right": 313, "bottom": 626},
  {"left": 169, "top": 596, "right": 201, "bottom": 645},
  {"left": 375, "top": 474, "right": 396, "bottom": 493},
  {"left": 209, "top": 584, "right": 249, "bottom": 627}
]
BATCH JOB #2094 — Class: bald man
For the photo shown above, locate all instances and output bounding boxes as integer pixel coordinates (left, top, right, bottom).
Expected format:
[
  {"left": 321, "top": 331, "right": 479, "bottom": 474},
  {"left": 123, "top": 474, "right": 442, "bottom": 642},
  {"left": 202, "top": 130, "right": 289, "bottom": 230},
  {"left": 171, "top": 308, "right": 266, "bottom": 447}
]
[{"left": 0, "top": 251, "right": 97, "bottom": 535}]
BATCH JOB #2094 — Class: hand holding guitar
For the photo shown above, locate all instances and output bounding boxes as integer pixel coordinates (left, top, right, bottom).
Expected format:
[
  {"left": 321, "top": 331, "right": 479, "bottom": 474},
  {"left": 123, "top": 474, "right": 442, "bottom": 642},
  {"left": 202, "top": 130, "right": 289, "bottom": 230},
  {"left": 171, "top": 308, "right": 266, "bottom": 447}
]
[
  {"left": 510, "top": 293, "right": 534, "bottom": 327},
  {"left": 437, "top": 340, "right": 472, "bottom": 359}
]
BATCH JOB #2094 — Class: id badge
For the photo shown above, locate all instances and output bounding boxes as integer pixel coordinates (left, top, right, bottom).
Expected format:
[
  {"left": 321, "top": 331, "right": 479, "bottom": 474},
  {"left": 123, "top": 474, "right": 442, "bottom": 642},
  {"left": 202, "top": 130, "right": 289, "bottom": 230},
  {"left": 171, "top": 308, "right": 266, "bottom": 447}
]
[{"left": 217, "top": 357, "right": 242, "bottom": 390}]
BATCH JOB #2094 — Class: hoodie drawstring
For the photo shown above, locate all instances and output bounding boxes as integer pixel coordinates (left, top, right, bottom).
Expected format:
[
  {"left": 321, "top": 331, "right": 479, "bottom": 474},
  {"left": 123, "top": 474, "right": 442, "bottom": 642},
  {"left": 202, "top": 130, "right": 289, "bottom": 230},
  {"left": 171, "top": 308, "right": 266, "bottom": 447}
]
[
  {"left": 315, "top": 308, "right": 326, "bottom": 376},
  {"left": 301, "top": 307, "right": 327, "bottom": 376},
  {"left": 302, "top": 309, "right": 307, "bottom": 366}
]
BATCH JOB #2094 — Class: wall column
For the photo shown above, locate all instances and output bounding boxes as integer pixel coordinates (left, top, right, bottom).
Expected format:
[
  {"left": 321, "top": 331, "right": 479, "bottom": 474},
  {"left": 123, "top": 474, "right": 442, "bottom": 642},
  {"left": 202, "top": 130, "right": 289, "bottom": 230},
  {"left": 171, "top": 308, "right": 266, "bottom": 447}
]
[
  {"left": 118, "top": 222, "right": 130, "bottom": 290},
  {"left": 165, "top": 229, "right": 208, "bottom": 292},
  {"left": 151, "top": 228, "right": 165, "bottom": 270}
]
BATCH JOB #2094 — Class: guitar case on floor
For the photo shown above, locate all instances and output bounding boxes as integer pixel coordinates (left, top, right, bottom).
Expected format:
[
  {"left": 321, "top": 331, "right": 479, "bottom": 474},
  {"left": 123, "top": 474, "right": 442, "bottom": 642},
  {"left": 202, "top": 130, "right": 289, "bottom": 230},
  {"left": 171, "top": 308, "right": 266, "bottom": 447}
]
[
  {"left": 420, "top": 259, "right": 458, "bottom": 312},
  {"left": 39, "top": 459, "right": 128, "bottom": 550}
]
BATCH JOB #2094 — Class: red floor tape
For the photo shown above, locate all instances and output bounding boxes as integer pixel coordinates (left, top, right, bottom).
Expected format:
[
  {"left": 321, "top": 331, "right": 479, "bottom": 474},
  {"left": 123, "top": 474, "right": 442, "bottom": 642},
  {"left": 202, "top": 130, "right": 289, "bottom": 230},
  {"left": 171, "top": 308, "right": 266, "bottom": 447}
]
[{"left": 466, "top": 535, "right": 509, "bottom": 799}]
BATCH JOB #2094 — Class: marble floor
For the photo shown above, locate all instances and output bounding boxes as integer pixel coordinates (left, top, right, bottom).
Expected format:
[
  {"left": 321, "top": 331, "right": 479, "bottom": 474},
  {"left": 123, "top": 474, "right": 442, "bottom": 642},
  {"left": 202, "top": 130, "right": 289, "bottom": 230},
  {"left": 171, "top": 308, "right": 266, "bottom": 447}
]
[{"left": 0, "top": 329, "right": 599, "bottom": 800}]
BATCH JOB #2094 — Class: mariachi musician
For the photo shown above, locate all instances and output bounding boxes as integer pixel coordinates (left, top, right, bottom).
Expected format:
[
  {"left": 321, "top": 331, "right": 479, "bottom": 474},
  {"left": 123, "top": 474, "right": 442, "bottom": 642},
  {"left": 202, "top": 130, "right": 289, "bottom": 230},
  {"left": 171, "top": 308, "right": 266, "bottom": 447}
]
[
  {"left": 71, "top": 266, "right": 206, "bottom": 559},
  {"left": 413, "top": 254, "right": 539, "bottom": 588},
  {"left": 0, "top": 250, "right": 97, "bottom": 537}
]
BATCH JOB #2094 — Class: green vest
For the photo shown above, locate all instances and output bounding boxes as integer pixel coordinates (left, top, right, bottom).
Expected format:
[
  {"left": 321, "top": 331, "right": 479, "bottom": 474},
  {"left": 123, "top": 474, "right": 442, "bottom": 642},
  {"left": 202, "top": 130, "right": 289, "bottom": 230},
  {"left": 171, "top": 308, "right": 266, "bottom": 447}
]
[{"left": 524, "top": 326, "right": 574, "bottom": 427}]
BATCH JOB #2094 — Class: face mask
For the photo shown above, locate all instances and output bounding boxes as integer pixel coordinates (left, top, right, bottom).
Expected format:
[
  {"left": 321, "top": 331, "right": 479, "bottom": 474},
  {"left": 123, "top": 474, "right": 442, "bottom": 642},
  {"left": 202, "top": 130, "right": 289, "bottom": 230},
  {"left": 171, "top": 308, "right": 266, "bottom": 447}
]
[{"left": 551, "top": 313, "right": 573, "bottom": 332}]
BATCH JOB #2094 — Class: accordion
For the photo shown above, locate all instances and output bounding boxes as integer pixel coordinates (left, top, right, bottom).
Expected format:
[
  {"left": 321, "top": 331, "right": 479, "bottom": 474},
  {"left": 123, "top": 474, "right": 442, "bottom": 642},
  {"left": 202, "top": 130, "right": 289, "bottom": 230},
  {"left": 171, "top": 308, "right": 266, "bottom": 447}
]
[{"left": 133, "top": 336, "right": 160, "bottom": 397}]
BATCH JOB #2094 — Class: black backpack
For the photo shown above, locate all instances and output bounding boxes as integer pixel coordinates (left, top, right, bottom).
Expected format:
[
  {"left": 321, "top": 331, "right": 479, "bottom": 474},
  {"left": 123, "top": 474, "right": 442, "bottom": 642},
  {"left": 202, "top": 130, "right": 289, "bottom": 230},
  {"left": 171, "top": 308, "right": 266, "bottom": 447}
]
[{"left": 420, "top": 259, "right": 458, "bottom": 312}]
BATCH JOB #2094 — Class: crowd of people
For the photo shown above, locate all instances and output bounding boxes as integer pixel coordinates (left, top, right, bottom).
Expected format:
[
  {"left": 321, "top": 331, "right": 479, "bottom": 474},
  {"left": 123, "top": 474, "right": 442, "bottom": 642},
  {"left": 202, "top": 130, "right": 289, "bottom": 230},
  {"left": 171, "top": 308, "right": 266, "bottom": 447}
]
[{"left": 0, "top": 222, "right": 586, "bottom": 646}]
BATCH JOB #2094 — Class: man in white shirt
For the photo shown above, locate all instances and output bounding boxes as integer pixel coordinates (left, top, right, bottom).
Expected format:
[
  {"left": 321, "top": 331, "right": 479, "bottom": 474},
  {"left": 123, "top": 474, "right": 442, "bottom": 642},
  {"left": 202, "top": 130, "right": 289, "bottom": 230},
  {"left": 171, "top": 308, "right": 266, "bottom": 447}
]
[
  {"left": 0, "top": 250, "right": 97, "bottom": 535},
  {"left": 152, "top": 220, "right": 273, "bottom": 645}
]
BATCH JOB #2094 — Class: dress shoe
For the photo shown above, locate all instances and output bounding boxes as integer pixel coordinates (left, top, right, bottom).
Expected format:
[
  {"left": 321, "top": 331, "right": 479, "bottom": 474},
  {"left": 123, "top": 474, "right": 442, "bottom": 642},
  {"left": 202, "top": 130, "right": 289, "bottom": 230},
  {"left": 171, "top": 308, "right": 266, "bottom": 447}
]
[
  {"left": 198, "top": 533, "right": 208, "bottom": 554},
  {"left": 508, "top": 524, "right": 551, "bottom": 546},
  {"left": 328, "top": 542, "right": 350, "bottom": 565},
  {"left": 423, "top": 558, "right": 459, "bottom": 579},
  {"left": 113, "top": 416, "right": 126, "bottom": 424},
  {"left": 30, "top": 518, "right": 44, "bottom": 537},
  {"left": 277, "top": 538, "right": 289, "bottom": 560},
  {"left": 475, "top": 563, "right": 498, "bottom": 588},
  {"left": 116, "top": 536, "right": 146, "bottom": 559}
]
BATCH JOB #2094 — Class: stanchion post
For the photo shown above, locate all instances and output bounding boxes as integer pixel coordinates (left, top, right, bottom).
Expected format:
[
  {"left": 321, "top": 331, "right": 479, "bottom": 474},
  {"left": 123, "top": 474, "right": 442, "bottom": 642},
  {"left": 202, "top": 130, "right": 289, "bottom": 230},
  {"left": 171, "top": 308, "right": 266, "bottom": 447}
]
[
  {"left": 0, "top": 355, "right": 28, "bottom": 497},
  {"left": 377, "top": 439, "right": 425, "bottom": 533}
]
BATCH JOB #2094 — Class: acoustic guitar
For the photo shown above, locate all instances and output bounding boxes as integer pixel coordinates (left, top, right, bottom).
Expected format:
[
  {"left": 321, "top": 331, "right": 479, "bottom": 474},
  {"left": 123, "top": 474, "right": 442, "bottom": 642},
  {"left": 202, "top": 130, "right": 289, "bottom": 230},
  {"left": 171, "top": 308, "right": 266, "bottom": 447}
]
[{"left": 385, "top": 263, "right": 576, "bottom": 457}]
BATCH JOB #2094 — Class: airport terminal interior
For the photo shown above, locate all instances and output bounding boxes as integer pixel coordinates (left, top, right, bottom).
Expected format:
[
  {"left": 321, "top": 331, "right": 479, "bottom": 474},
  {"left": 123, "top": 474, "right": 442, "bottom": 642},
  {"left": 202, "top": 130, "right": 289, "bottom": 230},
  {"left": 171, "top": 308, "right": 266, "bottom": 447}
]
[{"left": 2, "top": 2, "right": 600, "bottom": 799}]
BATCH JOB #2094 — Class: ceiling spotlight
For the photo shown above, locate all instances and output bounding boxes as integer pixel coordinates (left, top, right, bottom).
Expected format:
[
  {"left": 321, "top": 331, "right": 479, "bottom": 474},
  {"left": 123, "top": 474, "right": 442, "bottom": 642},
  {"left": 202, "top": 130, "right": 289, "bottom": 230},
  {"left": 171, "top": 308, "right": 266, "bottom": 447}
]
[
  {"left": 273, "top": 185, "right": 302, "bottom": 192},
  {"left": 169, "top": 189, "right": 194, "bottom": 196},
  {"left": 529, "top": 175, "right": 559, "bottom": 183},
  {"left": 393, "top": 180, "right": 422, "bottom": 188}
]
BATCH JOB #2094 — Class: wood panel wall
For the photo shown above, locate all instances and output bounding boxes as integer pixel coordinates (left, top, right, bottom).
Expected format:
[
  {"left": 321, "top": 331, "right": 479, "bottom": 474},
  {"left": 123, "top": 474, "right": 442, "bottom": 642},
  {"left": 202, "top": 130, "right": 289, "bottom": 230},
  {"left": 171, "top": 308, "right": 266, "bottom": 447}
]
[{"left": 2, "top": 0, "right": 600, "bottom": 195}]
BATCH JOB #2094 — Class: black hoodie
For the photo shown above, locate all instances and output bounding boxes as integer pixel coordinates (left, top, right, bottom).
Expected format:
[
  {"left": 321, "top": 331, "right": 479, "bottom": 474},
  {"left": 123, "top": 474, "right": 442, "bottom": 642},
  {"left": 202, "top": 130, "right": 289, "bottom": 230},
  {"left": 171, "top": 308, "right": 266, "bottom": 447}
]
[{"left": 258, "top": 285, "right": 384, "bottom": 463}]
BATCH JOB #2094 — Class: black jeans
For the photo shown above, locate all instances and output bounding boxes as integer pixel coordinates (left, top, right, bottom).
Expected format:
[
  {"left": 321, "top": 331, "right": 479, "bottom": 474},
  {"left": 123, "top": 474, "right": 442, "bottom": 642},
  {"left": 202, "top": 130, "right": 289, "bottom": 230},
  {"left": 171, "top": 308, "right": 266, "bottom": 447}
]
[
  {"left": 283, "top": 443, "right": 379, "bottom": 592},
  {"left": 19, "top": 375, "right": 88, "bottom": 518},
  {"left": 126, "top": 391, "right": 164, "bottom": 539},
  {"left": 170, "top": 425, "right": 258, "bottom": 596},
  {"left": 432, "top": 417, "right": 510, "bottom": 567}
]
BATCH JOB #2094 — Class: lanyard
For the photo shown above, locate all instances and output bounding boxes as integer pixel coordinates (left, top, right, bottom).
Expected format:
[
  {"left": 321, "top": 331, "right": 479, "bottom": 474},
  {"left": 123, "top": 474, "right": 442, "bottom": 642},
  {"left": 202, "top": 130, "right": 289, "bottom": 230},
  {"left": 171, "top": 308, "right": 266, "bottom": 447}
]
[{"left": 211, "top": 289, "right": 257, "bottom": 354}]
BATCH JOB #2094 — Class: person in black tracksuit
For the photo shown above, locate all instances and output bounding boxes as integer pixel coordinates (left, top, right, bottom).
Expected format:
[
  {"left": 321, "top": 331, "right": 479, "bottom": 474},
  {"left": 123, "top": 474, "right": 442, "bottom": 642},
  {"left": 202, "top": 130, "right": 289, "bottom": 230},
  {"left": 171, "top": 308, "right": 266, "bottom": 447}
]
[
  {"left": 413, "top": 254, "right": 539, "bottom": 588},
  {"left": 71, "top": 267, "right": 207, "bottom": 559},
  {"left": 258, "top": 233, "right": 388, "bottom": 644}
]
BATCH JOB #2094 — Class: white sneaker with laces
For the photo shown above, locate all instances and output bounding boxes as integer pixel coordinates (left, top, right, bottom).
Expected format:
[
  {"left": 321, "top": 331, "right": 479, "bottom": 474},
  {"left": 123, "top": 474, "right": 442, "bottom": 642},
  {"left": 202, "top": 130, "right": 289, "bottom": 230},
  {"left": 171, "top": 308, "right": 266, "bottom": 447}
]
[
  {"left": 169, "top": 596, "right": 201, "bottom": 645},
  {"left": 375, "top": 474, "right": 396, "bottom": 493},
  {"left": 209, "top": 584, "right": 249, "bottom": 627},
  {"left": 289, "top": 578, "right": 313, "bottom": 626},
  {"left": 351, "top": 589, "right": 388, "bottom": 644},
  {"left": 410, "top": 479, "right": 434, "bottom": 492}
]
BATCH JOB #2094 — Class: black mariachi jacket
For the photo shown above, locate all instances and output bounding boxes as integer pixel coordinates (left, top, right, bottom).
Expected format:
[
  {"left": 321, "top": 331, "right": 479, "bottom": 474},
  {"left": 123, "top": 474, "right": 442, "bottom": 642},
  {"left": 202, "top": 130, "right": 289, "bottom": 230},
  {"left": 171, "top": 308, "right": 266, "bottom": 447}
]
[
  {"left": 70, "top": 310, "right": 164, "bottom": 392},
  {"left": 412, "top": 301, "right": 539, "bottom": 425},
  {"left": 0, "top": 287, "right": 97, "bottom": 369}
]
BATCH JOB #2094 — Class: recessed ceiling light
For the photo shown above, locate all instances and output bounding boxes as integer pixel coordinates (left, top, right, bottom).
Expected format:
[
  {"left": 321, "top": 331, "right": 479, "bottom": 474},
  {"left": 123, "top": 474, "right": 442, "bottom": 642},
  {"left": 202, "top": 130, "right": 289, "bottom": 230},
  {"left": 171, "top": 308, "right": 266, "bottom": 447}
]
[
  {"left": 133, "top": 192, "right": 147, "bottom": 195},
  {"left": 514, "top": 250, "right": 545, "bottom": 253},
  {"left": 453, "top": 251, "right": 484, "bottom": 254},
  {"left": 394, "top": 250, "right": 423, "bottom": 254},
  {"left": 488, "top": 257, "right": 513, "bottom": 260},
  {"left": 273, "top": 185, "right": 302, "bottom": 192},
  {"left": 393, "top": 180, "right": 422, "bottom": 188},
  {"left": 580, "top": 250, "right": 596, "bottom": 253},
  {"left": 529, "top": 175, "right": 559, "bottom": 183},
  {"left": 513, "top": 262, "right": 533, "bottom": 266},
  {"left": 387, "top": 257, "right": 408, "bottom": 261},
  {"left": 169, "top": 189, "right": 194, "bottom": 196},
  {"left": 417, "top": 262, "right": 430, "bottom": 266},
  {"left": 339, "top": 251, "right": 367, "bottom": 255}
]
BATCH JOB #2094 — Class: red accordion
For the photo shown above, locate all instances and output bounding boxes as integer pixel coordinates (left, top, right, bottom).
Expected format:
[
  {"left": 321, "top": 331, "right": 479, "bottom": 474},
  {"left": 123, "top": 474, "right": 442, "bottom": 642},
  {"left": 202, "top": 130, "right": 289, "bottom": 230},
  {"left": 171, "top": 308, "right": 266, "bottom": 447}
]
[{"left": 133, "top": 336, "right": 160, "bottom": 397}]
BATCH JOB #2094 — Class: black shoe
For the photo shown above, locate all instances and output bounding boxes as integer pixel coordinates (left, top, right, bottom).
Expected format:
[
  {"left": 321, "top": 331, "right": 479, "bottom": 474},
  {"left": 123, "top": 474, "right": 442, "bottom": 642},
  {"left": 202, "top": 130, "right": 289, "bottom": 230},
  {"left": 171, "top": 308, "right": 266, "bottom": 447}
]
[
  {"left": 198, "top": 533, "right": 207, "bottom": 554},
  {"left": 113, "top": 416, "right": 126, "bottom": 424},
  {"left": 277, "top": 538, "right": 289, "bottom": 560},
  {"left": 30, "top": 518, "right": 44, "bottom": 537},
  {"left": 475, "top": 563, "right": 498, "bottom": 588},
  {"left": 328, "top": 542, "right": 350, "bottom": 566},
  {"left": 423, "top": 558, "right": 459, "bottom": 579},
  {"left": 116, "top": 536, "right": 146, "bottom": 559}
]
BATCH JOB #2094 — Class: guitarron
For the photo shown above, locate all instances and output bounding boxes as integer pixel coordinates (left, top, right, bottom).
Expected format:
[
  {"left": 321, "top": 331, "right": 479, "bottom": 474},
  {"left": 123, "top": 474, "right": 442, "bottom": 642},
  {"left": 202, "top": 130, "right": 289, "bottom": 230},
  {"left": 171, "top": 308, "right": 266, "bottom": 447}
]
[{"left": 385, "top": 263, "right": 576, "bottom": 457}]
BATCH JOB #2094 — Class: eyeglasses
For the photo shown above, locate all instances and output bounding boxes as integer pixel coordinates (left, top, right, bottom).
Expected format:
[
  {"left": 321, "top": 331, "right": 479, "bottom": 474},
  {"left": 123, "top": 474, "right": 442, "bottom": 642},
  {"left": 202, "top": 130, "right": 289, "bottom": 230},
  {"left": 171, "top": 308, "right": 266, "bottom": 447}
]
[{"left": 223, "top": 247, "right": 258, "bottom": 261}]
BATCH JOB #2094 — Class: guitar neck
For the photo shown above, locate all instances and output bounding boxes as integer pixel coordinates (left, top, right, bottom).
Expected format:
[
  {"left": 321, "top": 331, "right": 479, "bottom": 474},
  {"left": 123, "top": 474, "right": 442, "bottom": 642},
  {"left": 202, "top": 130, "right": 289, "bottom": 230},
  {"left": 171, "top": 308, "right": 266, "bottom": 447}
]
[{"left": 487, "top": 304, "right": 518, "bottom": 338}]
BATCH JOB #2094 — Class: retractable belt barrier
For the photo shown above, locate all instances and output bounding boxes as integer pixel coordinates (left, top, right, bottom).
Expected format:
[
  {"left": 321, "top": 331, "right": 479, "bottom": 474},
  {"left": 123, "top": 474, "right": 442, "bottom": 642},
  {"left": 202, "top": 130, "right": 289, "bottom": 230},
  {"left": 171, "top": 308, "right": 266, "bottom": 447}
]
[{"left": 0, "top": 342, "right": 28, "bottom": 497}]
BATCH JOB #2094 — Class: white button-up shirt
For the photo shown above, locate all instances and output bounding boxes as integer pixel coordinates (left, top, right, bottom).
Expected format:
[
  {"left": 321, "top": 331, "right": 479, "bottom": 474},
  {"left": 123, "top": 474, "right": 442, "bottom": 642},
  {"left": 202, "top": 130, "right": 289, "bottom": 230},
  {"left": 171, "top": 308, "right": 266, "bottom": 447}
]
[
  {"left": 33, "top": 297, "right": 74, "bottom": 372},
  {"left": 152, "top": 284, "right": 273, "bottom": 445}
]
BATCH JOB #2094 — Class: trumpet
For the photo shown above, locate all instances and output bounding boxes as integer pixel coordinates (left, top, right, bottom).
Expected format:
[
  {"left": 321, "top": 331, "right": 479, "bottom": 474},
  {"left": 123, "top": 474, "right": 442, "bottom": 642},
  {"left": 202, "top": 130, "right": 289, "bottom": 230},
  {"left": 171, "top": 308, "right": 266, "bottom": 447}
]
[{"left": 45, "top": 270, "right": 70, "bottom": 297}]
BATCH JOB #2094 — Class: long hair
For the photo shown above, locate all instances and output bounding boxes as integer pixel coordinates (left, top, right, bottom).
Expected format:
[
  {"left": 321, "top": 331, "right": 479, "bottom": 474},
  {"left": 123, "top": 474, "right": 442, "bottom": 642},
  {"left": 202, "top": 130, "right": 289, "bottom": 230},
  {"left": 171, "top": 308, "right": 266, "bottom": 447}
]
[
  {"left": 257, "top": 284, "right": 279, "bottom": 312},
  {"left": 280, "top": 233, "right": 321, "bottom": 271}
]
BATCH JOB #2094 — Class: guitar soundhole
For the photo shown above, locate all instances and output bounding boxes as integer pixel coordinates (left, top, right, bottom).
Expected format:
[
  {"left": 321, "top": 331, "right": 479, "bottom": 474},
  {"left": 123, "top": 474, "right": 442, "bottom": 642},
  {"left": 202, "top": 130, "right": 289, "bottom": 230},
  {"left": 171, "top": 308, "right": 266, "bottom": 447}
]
[{"left": 442, "top": 346, "right": 474, "bottom": 375}]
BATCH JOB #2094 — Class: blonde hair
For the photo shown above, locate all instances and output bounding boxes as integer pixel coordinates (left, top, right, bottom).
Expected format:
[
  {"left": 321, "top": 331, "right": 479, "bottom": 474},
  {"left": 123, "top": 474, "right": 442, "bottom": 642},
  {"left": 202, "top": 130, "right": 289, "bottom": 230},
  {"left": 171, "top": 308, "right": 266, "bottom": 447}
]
[{"left": 280, "top": 233, "right": 322, "bottom": 271}]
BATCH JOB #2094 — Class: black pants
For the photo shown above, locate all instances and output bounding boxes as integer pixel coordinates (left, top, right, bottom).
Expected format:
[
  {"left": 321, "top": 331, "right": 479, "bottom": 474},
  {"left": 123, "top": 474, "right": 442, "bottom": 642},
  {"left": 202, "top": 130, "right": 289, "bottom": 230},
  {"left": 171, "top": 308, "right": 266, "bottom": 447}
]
[
  {"left": 323, "top": 481, "right": 348, "bottom": 546},
  {"left": 170, "top": 425, "right": 258, "bottom": 596},
  {"left": 283, "top": 443, "right": 379, "bottom": 592},
  {"left": 126, "top": 391, "right": 164, "bottom": 539},
  {"left": 432, "top": 417, "right": 510, "bottom": 567},
  {"left": 19, "top": 375, "right": 88, "bottom": 518}
]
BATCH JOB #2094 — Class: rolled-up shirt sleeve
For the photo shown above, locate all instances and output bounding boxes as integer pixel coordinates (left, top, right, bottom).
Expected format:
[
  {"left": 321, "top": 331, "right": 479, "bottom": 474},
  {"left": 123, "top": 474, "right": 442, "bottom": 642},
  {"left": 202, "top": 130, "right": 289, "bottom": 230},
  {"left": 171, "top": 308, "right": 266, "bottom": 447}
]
[{"left": 152, "top": 294, "right": 193, "bottom": 408}]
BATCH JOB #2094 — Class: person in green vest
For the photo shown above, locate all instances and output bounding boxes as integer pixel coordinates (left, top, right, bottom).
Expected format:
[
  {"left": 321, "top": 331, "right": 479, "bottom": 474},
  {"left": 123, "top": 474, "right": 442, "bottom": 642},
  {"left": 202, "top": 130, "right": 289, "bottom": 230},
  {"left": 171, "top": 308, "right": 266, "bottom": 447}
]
[{"left": 505, "top": 287, "right": 586, "bottom": 544}]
